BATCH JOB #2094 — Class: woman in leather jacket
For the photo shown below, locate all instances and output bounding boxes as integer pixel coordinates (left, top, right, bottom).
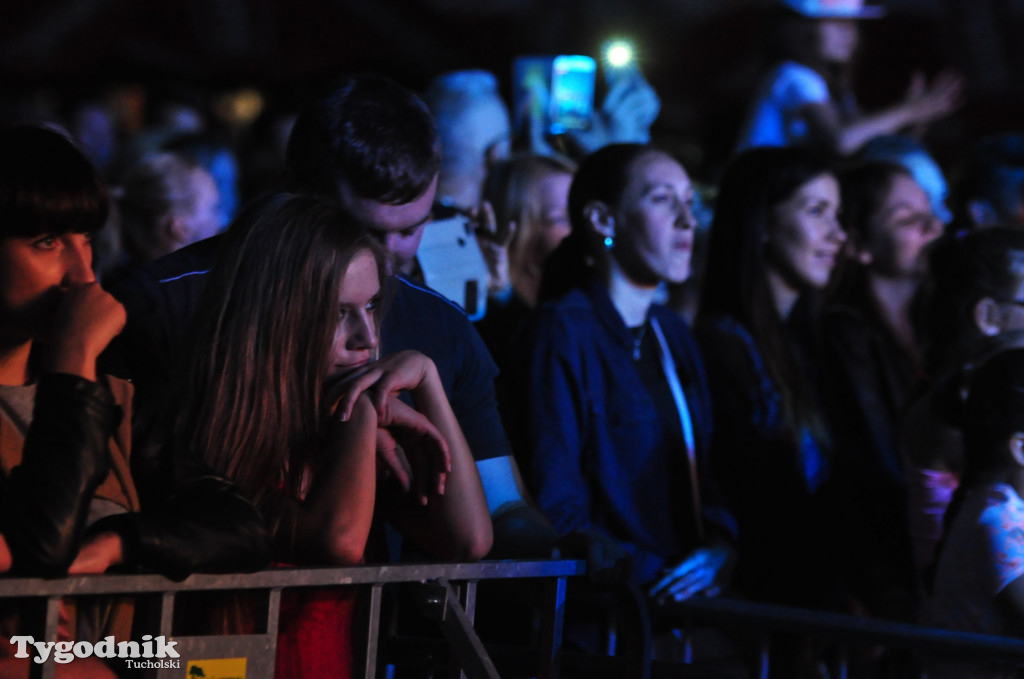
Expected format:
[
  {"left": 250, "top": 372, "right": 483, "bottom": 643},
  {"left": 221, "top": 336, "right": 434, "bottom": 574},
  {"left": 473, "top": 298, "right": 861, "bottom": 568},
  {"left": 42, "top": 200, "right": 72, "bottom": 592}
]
[{"left": 0, "top": 125, "right": 271, "bottom": 676}]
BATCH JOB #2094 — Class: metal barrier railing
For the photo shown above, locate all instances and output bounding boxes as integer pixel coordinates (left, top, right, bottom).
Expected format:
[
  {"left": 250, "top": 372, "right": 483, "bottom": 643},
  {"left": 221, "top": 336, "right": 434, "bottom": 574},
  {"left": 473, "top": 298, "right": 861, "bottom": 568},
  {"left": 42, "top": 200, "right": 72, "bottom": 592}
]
[
  {"left": 663, "top": 596, "right": 1024, "bottom": 678},
  {"left": 2, "top": 559, "right": 586, "bottom": 679}
]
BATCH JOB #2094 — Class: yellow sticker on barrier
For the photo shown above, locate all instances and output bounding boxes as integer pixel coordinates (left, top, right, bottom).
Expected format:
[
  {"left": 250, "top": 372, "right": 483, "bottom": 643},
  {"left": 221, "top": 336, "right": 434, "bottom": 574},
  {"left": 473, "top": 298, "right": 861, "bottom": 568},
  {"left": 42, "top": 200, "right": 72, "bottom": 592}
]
[{"left": 185, "top": 657, "right": 246, "bottom": 678}]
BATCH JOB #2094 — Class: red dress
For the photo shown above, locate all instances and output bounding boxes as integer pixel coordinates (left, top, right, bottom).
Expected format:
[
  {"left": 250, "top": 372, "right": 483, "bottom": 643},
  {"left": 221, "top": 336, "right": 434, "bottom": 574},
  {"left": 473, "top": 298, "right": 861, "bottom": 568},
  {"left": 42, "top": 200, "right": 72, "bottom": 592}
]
[{"left": 275, "top": 583, "right": 358, "bottom": 678}]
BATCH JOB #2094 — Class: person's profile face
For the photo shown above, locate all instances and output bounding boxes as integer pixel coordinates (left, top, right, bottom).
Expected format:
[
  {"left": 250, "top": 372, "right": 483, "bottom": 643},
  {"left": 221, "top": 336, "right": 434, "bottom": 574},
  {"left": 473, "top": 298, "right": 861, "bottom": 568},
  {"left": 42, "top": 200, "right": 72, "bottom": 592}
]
[
  {"left": 518, "top": 171, "right": 573, "bottom": 268},
  {"left": 181, "top": 167, "right": 222, "bottom": 245},
  {"left": 327, "top": 249, "right": 381, "bottom": 380},
  {"left": 611, "top": 152, "right": 697, "bottom": 286},
  {"left": 336, "top": 174, "right": 438, "bottom": 276},
  {"left": 865, "top": 174, "right": 943, "bottom": 279},
  {"left": 767, "top": 173, "right": 845, "bottom": 291}
]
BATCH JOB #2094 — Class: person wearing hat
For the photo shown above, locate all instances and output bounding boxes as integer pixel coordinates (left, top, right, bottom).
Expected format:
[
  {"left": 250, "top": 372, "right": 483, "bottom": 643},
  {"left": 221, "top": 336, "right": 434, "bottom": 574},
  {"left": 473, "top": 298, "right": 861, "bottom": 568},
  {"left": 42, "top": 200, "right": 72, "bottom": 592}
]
[{"left": 735, "top": 0, "right": 963, "bottom": 158}]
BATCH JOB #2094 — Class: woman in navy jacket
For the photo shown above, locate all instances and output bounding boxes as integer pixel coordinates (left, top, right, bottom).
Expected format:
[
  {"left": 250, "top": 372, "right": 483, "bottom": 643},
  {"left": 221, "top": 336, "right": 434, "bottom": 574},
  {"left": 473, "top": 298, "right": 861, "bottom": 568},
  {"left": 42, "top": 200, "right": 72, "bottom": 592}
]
[{"left": 507, "top": 144, "right": 735, "bottom": 600}]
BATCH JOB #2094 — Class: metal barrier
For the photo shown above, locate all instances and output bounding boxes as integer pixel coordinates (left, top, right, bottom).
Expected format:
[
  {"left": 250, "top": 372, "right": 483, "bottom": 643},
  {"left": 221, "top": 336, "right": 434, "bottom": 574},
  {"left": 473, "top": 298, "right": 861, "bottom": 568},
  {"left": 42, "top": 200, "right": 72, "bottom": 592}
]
[
  {"left": 663, "top": 597, "right": 1024, "bottom": 678},
  {"left": 1, "top": 559, "right": 585, "bottom": 679}
]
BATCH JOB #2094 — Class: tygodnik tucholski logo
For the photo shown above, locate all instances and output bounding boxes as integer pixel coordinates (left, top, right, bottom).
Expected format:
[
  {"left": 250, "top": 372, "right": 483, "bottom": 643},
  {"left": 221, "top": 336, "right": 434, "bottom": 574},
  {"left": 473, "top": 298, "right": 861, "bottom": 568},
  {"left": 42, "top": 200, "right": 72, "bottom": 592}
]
[{"left": 9, "top": 635, "right": 181, "bottom": 669}]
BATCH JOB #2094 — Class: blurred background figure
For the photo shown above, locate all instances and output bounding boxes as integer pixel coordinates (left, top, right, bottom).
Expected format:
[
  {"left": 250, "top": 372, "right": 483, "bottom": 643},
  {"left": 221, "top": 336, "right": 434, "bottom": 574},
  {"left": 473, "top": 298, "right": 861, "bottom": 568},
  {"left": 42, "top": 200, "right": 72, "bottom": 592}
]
[
  {"left": 821, "top": 161, "right": 943, "bottom": 624},
  {"left": 957, "top": 133, "right": 1024, "bottom": 230},
  {"left": 425, "top": 69, "right": 511, "bottom": 216},
  {"left": 903, "top": 229, "right": 1024, "bottom": 584},
  {"left": 735, "top": 0, "right": 962, "bottom": 159},
  {"left": 475, "top": 153, "right": 575, "bottom": 368},
  {"left": 113, "top": 152, "right": 220, "bottom": 274},
  {"left": 927, "top": 348, "right": 1024, "bottom": 679},
  {"left": 859, "top": 134, "right": 953, "bottom": 225}
]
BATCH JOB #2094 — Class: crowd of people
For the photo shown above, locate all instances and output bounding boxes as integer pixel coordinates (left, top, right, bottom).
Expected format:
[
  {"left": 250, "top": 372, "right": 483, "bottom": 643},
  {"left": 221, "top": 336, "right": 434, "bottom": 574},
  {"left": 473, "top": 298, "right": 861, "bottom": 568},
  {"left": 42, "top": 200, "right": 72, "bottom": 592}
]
[{"left": 3, "top": 0, "right": 1024, "bottom": 677}]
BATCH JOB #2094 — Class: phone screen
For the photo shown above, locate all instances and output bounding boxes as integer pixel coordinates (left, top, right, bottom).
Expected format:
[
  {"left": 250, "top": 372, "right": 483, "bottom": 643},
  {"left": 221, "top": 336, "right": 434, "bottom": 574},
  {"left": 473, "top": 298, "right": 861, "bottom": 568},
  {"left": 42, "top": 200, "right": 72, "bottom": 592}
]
[{"left": 549, "top": 55, "right": 597, "bottom": 134}]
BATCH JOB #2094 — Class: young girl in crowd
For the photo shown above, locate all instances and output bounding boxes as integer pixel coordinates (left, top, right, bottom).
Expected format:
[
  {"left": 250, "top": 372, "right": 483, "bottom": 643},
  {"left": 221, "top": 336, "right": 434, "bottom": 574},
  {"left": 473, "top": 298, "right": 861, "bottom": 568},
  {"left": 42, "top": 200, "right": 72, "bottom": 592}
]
[
  {"left": 170, "top": 193, "right": 492, "bottom": 678},
  {"left": 697, "top": 146, "right": 844, "bottom": 611},
  {"left": 507, "top": 144, "right": 736, "bottom": 614},
  {"left": 735, "top": 0, "right": 961, "bottom": 157},
  {"left": 928, "top": 348, "right": 1024, "bottom": 679},
  {"left": 820, "top": 161, "right": 943, "bottom": 619},
  {"left": 904, "top": 229, "right": 1024, "bottom": 580},
  {"left": 475, "top": 153, "right": 575, "bottom": 367},
  {"left": 0, "top": 125, "right": 269, "bottom": 677}
]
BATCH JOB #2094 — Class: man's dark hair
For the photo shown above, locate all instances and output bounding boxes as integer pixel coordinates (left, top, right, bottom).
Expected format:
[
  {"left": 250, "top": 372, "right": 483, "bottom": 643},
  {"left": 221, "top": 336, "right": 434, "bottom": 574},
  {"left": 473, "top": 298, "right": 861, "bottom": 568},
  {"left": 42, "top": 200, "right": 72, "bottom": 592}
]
[
  {"left": 0, "top": 124, "right": 108, "bottom": 239},
  {"left": 285, "top": 74, "right": 441, "bottom": 205}
]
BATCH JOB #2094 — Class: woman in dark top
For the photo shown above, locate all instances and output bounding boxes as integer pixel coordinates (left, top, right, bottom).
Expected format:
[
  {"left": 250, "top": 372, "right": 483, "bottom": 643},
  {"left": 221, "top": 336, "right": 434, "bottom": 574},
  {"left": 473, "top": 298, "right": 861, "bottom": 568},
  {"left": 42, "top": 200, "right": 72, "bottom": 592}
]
[
  {"left": 508, "top": 144, "right": 735, "bottom": 603},
  {"left": 697, "top": 146, "right": 845, "bottom": 611},
  {"left": 820, "top": 161, "right": 943, "bottom": 619}
]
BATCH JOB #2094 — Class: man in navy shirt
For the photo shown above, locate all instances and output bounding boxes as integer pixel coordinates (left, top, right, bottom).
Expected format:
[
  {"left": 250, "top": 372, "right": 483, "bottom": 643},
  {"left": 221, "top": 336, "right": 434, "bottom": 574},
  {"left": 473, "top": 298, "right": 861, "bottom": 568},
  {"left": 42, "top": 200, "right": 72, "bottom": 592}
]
[{"left": 107, "top": 75, "right": 560, "bottom": 558}]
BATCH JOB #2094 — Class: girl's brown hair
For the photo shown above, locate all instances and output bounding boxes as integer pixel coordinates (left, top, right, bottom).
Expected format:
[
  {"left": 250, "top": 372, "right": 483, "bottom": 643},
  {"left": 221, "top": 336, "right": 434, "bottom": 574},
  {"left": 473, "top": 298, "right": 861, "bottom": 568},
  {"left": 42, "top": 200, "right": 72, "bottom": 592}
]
[{"left": 173, "top": 193, "right": 385, "bottom": 510}]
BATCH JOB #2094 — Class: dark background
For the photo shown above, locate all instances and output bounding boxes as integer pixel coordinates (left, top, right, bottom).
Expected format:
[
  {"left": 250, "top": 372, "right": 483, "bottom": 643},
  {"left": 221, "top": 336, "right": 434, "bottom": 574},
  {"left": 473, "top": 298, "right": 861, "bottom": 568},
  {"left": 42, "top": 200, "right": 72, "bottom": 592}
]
[{"left": 1, "top": 0, "right": 1021, "bottom": 179}]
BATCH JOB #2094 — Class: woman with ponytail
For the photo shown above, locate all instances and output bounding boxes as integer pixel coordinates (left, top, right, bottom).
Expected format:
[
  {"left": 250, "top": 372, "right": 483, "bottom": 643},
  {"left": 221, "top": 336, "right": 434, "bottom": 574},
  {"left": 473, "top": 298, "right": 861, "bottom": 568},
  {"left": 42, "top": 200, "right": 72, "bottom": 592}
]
[{"left": 507, "top": 144, "right": 735, "bottom": 608}]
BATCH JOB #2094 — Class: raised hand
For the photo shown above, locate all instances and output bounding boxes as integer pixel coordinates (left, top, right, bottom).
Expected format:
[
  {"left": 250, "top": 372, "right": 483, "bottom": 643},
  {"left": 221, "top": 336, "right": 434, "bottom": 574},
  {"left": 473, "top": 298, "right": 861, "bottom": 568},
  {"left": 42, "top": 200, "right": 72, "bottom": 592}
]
[{"left": 905, "top": 71, "right": 964, "bottom": 124}]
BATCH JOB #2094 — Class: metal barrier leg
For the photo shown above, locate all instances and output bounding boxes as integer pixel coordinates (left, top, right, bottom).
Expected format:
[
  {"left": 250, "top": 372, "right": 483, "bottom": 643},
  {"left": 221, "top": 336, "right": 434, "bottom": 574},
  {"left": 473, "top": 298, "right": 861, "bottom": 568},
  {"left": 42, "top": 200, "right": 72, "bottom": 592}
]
[
  {"left": 451, "top": 582, "right": 478, "bottom": 679},
  {"left": 758, "top": 635, "right": 770, "bottom": 679},
  {"left": 364, "top": 583, "right": 383, "bottom": 679},
  {"left": 837, "top": 642, "right": 848, "bottom": 679},
  {"left": 538, "top": 575, "right": 567, "bottom": 679},
  {"left": 29, "top": 596, "right": 62, "bottom": 679},
  {"left": 417, "top": 578, "right": 499, "bottom": 679}
]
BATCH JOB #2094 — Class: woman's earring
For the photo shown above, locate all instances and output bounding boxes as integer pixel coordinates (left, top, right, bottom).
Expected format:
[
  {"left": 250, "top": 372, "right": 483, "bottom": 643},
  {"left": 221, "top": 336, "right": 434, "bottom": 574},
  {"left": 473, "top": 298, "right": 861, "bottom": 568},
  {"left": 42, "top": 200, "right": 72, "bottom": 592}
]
[{"left": 603, "top": 236, "right": 615, "bottom": 251}]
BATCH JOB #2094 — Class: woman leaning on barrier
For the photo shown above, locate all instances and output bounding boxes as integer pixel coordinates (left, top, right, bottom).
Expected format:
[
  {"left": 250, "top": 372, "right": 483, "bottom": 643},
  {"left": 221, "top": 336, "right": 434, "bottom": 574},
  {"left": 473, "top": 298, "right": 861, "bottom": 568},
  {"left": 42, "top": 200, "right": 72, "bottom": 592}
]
[
  {"left": 0, "top": 125, "right": 271, "bottom": 678},
  {"left": 169, "top": 192, "right": 491, "bottom": 679}
]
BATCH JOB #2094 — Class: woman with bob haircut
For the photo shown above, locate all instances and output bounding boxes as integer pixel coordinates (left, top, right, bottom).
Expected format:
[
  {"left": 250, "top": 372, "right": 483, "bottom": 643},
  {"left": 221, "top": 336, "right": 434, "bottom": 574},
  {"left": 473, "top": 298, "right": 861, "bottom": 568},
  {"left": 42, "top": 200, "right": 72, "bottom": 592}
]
[
  {"left": 0, "top": 124, "right": 270, "bottom": 678},
  {"left": 171, "top": 192, "right": 491, "bottom": 678}
]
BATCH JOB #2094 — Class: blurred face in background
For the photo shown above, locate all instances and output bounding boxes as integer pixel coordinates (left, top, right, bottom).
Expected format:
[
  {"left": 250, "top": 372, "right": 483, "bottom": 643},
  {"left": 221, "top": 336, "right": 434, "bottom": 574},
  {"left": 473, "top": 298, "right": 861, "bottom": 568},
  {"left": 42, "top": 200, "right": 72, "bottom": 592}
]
[
  {"left": 865, "top": 174, "right": 943, "bottom": 279},
  {"left": 180, "top": 166, "right": 221, "bottom": 244},
  {"left": 818, "top": 19, "right": 859, "bottom": 64},
  {"left": 767, "top": 173, "right": 845, "bottom": 291},
  {"left": 509, "top": 169, "right": 573, "bottom": 285}
]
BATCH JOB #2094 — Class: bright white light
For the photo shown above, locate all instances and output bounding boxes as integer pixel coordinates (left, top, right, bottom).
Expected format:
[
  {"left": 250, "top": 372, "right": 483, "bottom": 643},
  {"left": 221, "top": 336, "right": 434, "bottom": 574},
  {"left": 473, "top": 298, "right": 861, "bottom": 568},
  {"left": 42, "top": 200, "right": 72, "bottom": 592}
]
[{"left": 604, "top": 41, "right": 633, "bottom": 69}]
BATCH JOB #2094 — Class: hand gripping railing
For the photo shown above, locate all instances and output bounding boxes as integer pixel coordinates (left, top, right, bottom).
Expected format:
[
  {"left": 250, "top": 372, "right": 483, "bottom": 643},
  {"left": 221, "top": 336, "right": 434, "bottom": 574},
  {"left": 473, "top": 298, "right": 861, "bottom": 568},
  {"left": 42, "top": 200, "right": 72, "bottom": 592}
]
[
  {"left": 661, "top": 596, "right": 1024, "bottom": 678},
  {"left": 0, "top": 558, "right": 586, "bottom": 679}
]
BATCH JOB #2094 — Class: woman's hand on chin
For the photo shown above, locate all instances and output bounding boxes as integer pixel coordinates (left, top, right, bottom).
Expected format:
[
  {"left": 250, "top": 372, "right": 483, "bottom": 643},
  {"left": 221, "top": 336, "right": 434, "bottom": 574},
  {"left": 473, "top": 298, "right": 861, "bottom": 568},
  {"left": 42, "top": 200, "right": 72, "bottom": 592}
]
[{"left": 327, "top": 350, "right": 438, "bottom": 422}]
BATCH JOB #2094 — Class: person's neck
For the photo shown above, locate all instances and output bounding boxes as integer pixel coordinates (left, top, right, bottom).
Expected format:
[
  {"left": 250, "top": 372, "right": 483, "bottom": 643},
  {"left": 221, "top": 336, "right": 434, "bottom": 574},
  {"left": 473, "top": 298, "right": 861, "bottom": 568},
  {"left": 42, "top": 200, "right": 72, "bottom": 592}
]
[
  {"left": 605, "top": 261, "right": 657, "bottom": 328},
  {"left": 867, "top": 272, "right": 920, "bottom": 358},
  {"left": 0, "top": 340, "right": 33, "bottom": 386},
  {"left": 765, "top": 267, "right": 801, "bottom": 320}
]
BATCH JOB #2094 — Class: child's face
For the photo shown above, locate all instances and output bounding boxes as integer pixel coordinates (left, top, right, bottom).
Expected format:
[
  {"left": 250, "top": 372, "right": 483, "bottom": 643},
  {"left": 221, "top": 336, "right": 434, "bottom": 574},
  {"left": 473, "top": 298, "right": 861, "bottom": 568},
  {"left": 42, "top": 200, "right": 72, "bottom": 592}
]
[{"left": 0, "top": 232, "right": 94, "bottom": 342}]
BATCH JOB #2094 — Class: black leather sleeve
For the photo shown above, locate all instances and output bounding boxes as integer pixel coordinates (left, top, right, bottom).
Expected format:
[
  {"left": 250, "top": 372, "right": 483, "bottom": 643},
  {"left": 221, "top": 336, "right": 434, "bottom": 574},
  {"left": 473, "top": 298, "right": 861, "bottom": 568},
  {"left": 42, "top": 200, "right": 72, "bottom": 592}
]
[
  {"left": 1, "top": 373, "right": 117, "bottom": 577},
  {"left": 89, "top": 435, "right": 272, "bottom": 581}
]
